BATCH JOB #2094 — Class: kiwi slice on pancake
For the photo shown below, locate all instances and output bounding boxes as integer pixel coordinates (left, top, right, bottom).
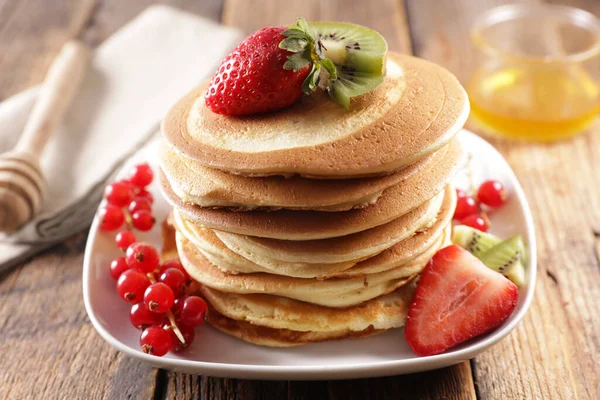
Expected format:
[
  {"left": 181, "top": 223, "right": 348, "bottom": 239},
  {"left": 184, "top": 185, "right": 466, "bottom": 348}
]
[{"left": 280, "top": 18, "right": 388, "bottom": 109}]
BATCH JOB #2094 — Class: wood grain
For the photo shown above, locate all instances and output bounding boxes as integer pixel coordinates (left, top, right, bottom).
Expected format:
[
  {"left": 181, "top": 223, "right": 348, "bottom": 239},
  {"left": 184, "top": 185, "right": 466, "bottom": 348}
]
[{"left": 406, "top": 0, "right": 600, "bottom": 399}]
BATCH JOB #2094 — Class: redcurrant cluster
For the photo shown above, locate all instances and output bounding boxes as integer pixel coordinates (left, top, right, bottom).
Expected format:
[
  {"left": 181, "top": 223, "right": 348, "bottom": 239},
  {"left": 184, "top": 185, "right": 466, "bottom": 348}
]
[
  {"left": 99, "top": 163, "right": 156, "bottom": 232},
  {"left": 453, "top": 179, "right": 508, "bottom": 232},
  {"left": 102, "top": 163, "right": 208, "bottom": 357}
]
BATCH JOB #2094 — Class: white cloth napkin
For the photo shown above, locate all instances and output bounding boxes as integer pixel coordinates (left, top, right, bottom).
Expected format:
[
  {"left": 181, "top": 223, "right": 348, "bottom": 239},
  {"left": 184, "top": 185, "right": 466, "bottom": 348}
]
[{"left": 0, "top": 5, "right": 242, "bottom": 273}]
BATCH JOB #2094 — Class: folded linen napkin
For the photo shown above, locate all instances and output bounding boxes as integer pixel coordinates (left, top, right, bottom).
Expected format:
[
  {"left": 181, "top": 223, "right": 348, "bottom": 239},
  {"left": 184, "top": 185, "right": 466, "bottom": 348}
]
[{"left": 0, "top": 5, "right": 242, "bottom": 273}]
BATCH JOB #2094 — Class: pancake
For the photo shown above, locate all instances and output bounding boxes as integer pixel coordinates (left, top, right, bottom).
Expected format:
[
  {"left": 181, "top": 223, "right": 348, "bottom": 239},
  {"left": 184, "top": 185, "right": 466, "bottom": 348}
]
[
  {"left": 162, "top": 52, "right": 469, "bottom": 178},
  {"left": 160, "top": 143, "right": 439, "bottom": 211},
  {"left": 177, "top": 230, "right": 436, "bottom": 308},
  {"left": 206, "top": 308, "right": 383, "bottom": 348},
  {"left": 333, "top": 189, "right": 455, "bottom": 278},
  {"left": 173, "top": 210, "right": 357, "bottom": 277},
  {"left": 199, "top": 281, "right": 416, "bottom": 347},
  {"left": 214, "top": 186, "right": 447, "bottom": 265},
  {"left": 160, "top": 139, "right": 463, "bottom": 240}
]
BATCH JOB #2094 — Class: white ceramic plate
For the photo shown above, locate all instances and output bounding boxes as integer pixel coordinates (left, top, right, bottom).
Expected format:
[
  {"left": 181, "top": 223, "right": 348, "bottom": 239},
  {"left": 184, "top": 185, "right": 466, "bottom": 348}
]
[{"left": 83, "top": 129, "right": 536, "bottom": 380}]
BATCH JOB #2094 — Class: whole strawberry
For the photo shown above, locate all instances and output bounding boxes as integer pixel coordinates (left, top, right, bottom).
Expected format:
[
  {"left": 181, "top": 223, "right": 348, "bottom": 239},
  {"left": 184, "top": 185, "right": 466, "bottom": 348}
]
[
  {"left": 204, "top": 26, "right": 307, "bottom": 116},
  {"left": 204, "top": 18, "right": 338, "bottom": 116}
]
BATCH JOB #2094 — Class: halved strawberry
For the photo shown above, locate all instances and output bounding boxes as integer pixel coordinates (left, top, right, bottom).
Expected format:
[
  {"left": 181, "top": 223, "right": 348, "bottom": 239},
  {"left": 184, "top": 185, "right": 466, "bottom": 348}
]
[{"left": 404, "top": 244, "right": 518, "bottom": 356}]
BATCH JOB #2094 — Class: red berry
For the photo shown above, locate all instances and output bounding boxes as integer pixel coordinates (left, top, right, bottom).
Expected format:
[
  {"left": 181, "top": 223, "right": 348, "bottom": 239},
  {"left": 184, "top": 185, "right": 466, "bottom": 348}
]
[
  {"left": 104, "top": 181, "right": 133, "bottom": 207},
  {"left": 128, "top": 199, "right": 152, "bottom": 214},
  {"left": 404, "top": 245, "right": 518, "bottom": 356},
  {"left": 140, "top": 326, "right": 172, "bottom": 357},
  {"left": 159, "top": 259, "right": 189, "bottom": 279},
  {"left": 136, "top": 190, "right": 154, "bottom": 205},
  {"left": 454, "top": 196, "right": 478, "bottom": 220},
  {"left": 126, "top": 242, "right": 160, "bottom": 273},
  {"left": 478, "top": 180, "right": 508, "bottom": 208},
  {"left": 204, "top": 26, "right": 310, "bottom": 116},
  {"left": 99, "top": 205, "right": 125, "bottom": 231},
  {"left": 461, "top": 214, "right": 489, "bottom": 232},
  {"left": 159, "top": 268, "right": 187, "bottom": 297},
  {"left": 115, "top": 230, "right": 136, "bottom": 250},
  {"left": 144, "top": 283, "right": 175, "bottom": 313},
  {"left": 129, "top": 163, "right": 154, "bottom": 189},
  {"left": 455, "top": 188, "right": 468, "bottom": 199},
  {"left": 109, "top": 257, "right": 130, "bottom": 280},
  {"left": 171, "top": 296, "right": 186, "bottom": 317},
  {"left": 131, "top": 210, "right": 155, "bottom": 231},
  {"left": 117, "top": 270, "right": 151, "bottom": 303},
  {"left": 163, "top": 321, "right": 195, "bottom": 352},
  {"left": 180, "top": 296, "right": 208, "bottom": 327},
  {"left": 130, "top": 302, "right": 166, "bottom": 329}
]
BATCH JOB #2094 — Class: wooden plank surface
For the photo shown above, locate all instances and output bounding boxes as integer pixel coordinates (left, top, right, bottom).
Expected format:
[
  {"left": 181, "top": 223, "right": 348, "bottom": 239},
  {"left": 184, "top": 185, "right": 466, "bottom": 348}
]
[{"left": 0, "top": 0, "right": 599, "bottom": 399}]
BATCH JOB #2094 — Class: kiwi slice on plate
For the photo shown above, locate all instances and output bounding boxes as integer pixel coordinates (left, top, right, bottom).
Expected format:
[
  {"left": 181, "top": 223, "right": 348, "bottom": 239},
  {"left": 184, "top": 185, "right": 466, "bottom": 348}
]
[
  {"left": 453, "top": 226, "right": 526, "bottom": 286},
  {"left": 281, "top": 18, "right": 388, "bottom": 109},
  {"left": 480, "top": 235, "right": 527, "bottom": 287},
  {"left": 452, "top": 225, "right": 502, "bottom": 258}
]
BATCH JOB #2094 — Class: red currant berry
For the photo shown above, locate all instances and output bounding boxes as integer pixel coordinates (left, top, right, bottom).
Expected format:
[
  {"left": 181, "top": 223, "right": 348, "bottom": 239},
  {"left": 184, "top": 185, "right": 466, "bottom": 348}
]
[
  {"left": 163, "top": 321, "right": 195, "bottom": 352},
  {"left": 132, "top": 210, "right": 155, "bottom": 231},
  {"left": 171, "top": 296, "right": 186, "bottom": 317},
  {"left": 109, "top": 256, "right": 130, "bottom": 280},
  {"left": 454, "top": 196, "right": 478, "bottom": 220},
  {"left": 104, "top": 181, "right": 134, "bottom": 207},
  {"left": 159, "top": 268, "right": 187, "bottom": 297},
  {"left": 455, "top": 188, "right": 468, "bottom": 199},
  {"left": 140, "top": 326, "right": 172, "bottom": 357},
  {"left": 117, "top": 270, "right": 151, "bottom": 303},
  {"left": 125, "top": 242, "right": 160, "bottom": 273},
  {"left": 115, "top": 230, "right": 136, "bottom": 250},
  {"left": 460, "top": 214, "right": 489, "bottom": 232},
  {"left": 159, "top": 259, "right": 190, "bottom": 279},
  {"left": 99, "top": 205, "right": 125, "bottom": 231},
  {"left": 136, "top": 190, "right": 154, "bottom": 205},
  {"left": 180, "top": 296, "right": 208, "bottom": 327},
  {"left": 128, "top": 199, "right": 152, "bottom": 214},
  {"left": 144, "top": 283, "right": 175, "bottom": 313},
  {"left": 130, "top": 302, "right": 166, "bottom": 330},
  {"left": 129, "top": 163, "right": 154, "bottom": 189},
  {"left": 478, "top": 180, "right": 508, "bottom": 208}
]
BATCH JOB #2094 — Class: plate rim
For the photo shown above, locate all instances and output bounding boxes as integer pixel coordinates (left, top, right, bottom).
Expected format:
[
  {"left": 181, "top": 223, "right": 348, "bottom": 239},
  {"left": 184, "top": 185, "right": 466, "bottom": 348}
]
[{"left": 82, "top": 129, "right": 537, "bottom": 380}]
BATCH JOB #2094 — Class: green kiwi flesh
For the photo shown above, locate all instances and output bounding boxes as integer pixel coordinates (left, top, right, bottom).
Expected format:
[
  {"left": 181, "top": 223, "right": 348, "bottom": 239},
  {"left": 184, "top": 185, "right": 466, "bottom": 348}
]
[
  {"left": 480, "top": 235, "right": 526, "bottom": 286},
  {"left": 308, "top": 21, "right": 388, "bottom": 108},
  {"left": 453, "top": 226, "right": 526, "bottom": 286},
  {"left": 452, "top": 225, "right": 501, "bottom": 258}
]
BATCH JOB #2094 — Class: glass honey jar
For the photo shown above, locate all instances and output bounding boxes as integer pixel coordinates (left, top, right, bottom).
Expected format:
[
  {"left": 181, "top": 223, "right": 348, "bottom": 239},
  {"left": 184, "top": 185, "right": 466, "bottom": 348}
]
[{"left": 467, "top": 4, "right": 600, "bottom": 141}]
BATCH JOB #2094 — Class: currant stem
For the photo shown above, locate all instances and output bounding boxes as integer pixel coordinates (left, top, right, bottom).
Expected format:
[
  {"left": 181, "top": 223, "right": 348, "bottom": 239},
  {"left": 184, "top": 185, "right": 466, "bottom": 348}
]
[{"left": 147, "top": 272, "right": 185, "bottom": 344}]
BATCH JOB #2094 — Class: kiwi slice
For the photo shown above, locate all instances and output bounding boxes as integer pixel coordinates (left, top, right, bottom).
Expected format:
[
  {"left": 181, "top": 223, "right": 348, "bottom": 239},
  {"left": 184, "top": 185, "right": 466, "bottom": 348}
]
[
  {"left": 480, "top": 235, "right": 527, "bottom": 286},
  {"left": 309, "top": 22, "right": 388, "bottom": 108},
  {"left": 308, "top": 22, "right": 388, "bottom": 75},
  {"left": 452, "top": 225, "right": 502, "bottom": 258}
]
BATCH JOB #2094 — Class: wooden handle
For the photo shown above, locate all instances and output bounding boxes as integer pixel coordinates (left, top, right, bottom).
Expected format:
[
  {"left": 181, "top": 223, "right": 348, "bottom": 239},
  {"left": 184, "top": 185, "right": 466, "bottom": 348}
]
[{"left": 15, "top": 40, "right": 91, "bottom": 157}]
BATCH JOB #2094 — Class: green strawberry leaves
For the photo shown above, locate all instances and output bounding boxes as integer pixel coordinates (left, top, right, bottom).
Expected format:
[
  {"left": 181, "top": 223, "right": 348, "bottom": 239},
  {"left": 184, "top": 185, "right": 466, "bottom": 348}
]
[{"left": 280, "top": 18, "right": 338, "bottom": 96}]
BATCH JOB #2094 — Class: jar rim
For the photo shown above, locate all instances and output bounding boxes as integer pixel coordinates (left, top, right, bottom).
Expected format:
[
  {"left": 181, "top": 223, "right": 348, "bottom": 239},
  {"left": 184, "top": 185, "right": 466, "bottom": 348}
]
[{"left": 471, "top": 4, "right": 600, "bottom": 64}]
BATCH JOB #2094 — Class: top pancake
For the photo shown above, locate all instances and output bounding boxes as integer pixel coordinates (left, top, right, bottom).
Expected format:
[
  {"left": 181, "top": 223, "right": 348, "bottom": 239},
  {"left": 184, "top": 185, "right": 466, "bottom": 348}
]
[{"left": 162, "top": 52, "right": 469, "bottom": 178}]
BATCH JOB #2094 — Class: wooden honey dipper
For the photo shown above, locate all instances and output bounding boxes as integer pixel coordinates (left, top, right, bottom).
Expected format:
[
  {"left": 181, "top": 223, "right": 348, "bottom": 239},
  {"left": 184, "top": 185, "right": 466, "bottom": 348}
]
[{"left": 0, "top": 40, "right": 90, "bottom": 233}]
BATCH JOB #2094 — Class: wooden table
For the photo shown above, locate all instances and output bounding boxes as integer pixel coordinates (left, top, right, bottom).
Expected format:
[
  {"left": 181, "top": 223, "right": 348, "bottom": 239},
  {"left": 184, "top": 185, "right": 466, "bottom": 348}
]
[{"left": 1, "top": 0, "right": 598, "bottom": 398}]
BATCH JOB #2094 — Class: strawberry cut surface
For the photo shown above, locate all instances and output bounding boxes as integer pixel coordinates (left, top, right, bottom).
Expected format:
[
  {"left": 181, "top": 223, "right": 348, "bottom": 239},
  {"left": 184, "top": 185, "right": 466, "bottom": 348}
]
[
  {"left": 204, "top": 26, "right": 310, "bottom": 116},
  {"left": 404, "top": 244, "right": 518, "bottom": 357}
]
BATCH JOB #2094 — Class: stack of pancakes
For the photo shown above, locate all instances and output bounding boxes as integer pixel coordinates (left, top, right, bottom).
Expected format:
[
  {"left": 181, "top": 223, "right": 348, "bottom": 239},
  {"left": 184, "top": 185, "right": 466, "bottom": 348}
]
[{"left": 159, "top": 52, "right": 469, "bottom": 347}]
